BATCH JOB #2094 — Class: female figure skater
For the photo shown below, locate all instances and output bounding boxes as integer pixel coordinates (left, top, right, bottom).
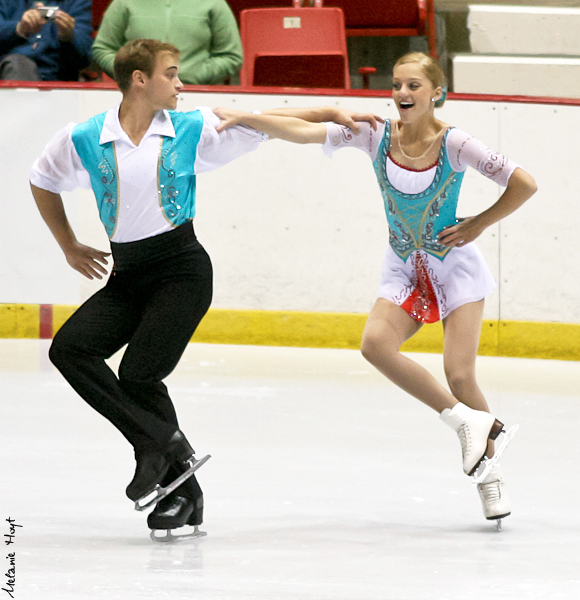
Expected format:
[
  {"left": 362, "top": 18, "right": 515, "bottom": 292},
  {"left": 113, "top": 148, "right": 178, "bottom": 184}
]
[{"left": 214, "top": 52, "right": 537, "bottom": 523}]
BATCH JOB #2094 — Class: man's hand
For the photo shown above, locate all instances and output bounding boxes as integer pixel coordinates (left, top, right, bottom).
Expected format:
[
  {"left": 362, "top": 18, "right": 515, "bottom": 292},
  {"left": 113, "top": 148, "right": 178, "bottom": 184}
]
[
  {"left": 63, "top": 242, "right": 111, "bottom": 280},
  {"left": 30, "top": 184, "right": 110, "bottom": 279}
]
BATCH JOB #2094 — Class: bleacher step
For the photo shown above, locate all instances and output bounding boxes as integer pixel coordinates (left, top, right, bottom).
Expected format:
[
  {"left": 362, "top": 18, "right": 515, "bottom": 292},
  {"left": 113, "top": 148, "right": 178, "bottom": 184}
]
[
  {"left": 452, "top": 54, "right": 580, "bottom": 98},
  {"left": 468, "top": 5, "right": 580, "bottom": 56}
]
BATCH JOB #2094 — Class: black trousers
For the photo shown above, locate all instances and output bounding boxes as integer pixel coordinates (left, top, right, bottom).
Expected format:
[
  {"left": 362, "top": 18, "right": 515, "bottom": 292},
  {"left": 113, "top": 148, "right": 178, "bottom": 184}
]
[{"left": 50, "top": 222, "right": 213, "bottom": 463}]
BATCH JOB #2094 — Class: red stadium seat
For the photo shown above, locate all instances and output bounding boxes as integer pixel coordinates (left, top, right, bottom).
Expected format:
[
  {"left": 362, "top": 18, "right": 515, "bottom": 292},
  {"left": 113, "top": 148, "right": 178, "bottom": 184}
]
[
  {"left": 79, "top": 0, "right": 112, "bottom": 81},
  {"left": 92, "top": 0, "right": 112, "bottom": 31},
  {"left": 239, "top": 7, "right": 350, "bottom": 89},
  {"left": 310, "top": 0, "right": 437, "bottom": 59}
]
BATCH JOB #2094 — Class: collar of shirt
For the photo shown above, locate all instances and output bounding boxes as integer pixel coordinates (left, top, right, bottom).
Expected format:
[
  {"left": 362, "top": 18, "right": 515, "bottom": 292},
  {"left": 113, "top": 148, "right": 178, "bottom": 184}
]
[{"left": 99, "top": 106, "right": 176, "bottom": 145}]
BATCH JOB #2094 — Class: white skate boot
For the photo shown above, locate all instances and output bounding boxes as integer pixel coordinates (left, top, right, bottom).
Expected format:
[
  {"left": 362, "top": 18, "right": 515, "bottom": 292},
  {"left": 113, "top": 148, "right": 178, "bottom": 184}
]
[
  {"left": 440, "top": 403, "right": 504, "bottom": 476},
  {"left": 477, "top": 463, "right": 511, "bottom": 531}
]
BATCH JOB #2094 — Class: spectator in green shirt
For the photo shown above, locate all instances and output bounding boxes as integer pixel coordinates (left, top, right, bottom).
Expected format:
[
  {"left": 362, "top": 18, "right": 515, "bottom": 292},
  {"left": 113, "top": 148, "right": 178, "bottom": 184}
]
[{"left": 93, "top": 0, "right": 243, "bottom": 85}]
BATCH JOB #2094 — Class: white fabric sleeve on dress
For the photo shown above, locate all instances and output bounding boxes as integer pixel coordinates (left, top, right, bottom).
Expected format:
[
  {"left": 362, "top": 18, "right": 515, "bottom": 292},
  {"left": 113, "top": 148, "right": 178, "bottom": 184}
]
[
  {"left": 446, "top": 128, "right": 519, "bottom": 187},
  {"left": 194, "top": 106, "right": 269, "bottom": 174},
  {"left": 29, "top": 123, "right": 91, "bottom": 193},
  {"left": 322, "top": 120, "right": 384, "bottom": 160}
]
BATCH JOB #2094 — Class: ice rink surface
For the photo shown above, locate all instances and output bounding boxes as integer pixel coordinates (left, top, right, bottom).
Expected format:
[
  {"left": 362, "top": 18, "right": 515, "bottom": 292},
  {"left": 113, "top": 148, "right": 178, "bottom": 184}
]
[{"left": 1, "top": 339, "right": 579, "bottom": 600}]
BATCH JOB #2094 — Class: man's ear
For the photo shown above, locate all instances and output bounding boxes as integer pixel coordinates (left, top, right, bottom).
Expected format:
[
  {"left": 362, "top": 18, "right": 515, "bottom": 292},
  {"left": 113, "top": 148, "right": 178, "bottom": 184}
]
[{"left": 131, "top": 69, "right": 147, "bottom": 89}]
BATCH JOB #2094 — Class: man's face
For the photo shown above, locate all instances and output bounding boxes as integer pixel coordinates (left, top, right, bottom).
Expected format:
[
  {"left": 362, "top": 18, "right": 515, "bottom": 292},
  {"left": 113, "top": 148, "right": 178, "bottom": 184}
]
[{"left": 143, "top": 51, "right": 184, "bottom": 111}]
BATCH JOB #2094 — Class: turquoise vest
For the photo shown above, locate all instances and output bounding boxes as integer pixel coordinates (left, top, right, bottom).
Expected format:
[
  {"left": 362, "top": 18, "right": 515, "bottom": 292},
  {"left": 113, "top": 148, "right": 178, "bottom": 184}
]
[
  {"left": 71, "top": 110, "right": 203, "bottom": 239},
  {"left": 373, "top": 121, "right": 465, "bottom": 261}
]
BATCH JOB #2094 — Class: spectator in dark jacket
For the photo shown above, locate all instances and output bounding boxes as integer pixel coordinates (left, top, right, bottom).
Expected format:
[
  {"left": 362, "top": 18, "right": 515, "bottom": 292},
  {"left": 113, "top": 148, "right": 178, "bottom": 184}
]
[{"left": 0, "top": 1, "right": 92, "bottom": 81}]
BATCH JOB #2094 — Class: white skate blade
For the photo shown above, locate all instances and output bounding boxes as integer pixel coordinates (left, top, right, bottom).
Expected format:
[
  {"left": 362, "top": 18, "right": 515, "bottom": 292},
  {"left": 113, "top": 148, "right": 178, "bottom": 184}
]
[
  {"left": 471, "top": 425, "right": 519, "bottom": 484},
  {"left": 150, "top": 525, "right": 207, "bottom": 544},
  {"left": 134, "top": 454, "right": 211, "bottom": 512}
]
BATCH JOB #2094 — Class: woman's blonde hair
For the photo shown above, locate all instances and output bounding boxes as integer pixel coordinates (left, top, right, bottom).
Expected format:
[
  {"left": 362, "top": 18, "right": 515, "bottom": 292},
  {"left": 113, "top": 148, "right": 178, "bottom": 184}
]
[{"left": 393, "top": 52, "right": 447, "bottom": 107}]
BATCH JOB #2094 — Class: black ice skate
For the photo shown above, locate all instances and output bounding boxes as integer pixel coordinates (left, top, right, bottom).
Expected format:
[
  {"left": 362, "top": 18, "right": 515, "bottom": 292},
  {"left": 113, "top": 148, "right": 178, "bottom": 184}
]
[
  {"left": 148, "top": 494, "right": 206, "bottom": 543},
  {"left": 126, "top": 430, "right": 210, "bottom": 510},
  {"left": 133, "top": 453, "right": 210, "bottom": 512}
]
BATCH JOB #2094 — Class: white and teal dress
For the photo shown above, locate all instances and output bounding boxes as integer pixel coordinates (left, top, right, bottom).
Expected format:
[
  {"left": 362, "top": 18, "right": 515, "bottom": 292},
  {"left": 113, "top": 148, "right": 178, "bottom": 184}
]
[{"left": 324, "top": 119, "right": 519, "bottom": 323}]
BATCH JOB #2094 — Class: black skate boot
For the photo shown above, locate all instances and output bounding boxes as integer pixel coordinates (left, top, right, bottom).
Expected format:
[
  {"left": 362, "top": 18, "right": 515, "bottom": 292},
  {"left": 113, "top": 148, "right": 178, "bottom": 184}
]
[
  {"left": 148, "top": 491, "right": 205, "bottom": 543},
  {"left": 147, "top": 466, "right": 205, "bottom": 542},
  {"left": 147, "top": 494, "right": 204, "bottom": 530},
  {"left": 126, "top": 430, "right": 195, "bottom": 502}
]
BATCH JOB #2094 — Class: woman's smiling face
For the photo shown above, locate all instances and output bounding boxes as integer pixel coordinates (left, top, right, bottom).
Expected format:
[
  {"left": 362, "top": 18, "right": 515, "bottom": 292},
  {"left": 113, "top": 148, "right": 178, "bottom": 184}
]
[{"left": 392, "top": 61, "right": 440, "bottom": 122}]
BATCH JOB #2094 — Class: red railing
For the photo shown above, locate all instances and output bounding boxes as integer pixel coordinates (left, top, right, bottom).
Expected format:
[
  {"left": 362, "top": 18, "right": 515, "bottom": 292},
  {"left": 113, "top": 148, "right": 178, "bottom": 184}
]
[{"left": 2, "top": 80, "right": 580, "bottom": 106}]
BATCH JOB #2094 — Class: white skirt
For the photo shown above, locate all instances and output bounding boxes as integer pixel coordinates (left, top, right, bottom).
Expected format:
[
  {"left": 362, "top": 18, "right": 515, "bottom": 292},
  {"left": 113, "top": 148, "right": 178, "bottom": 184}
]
[{"left": 378, "top": 244, "right": 496, "bottom": 322}]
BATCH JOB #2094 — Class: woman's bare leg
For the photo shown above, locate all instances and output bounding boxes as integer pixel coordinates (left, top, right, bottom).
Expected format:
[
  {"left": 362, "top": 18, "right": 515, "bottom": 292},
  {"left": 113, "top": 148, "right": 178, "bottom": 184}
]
[
  {"left": 442, "top": 301, "right": 511, "bottom": 519},
  {"left": 361, "top": 298, "right": 458, "bottom": 413},
  {"left": 442, "top": 300, "right": 495, "bottom": 456},
  {"left": 362, "top": 298, "right": 506, "bottom": 482}
]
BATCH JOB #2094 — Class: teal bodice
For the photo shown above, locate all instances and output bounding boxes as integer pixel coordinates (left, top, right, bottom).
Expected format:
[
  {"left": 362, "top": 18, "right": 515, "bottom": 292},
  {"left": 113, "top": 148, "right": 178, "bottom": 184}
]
[
  {"left": 71, "top": 110, "right": 203, "bottom": 239},
  {"left": 372, "top": 121, "right": 465, "bottom": 261}
]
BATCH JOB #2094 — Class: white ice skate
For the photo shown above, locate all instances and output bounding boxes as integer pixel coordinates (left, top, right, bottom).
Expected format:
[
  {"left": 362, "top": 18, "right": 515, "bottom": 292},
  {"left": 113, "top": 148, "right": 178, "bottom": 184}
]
[
  {"left": 150, "top": 526, "right": 207, "bottom": 543},
  {"left": 134, "top": 454, "right": 211, "bottom": 512},
  {"left": 440, "top": 403, "right": 517, "bottom": 476},
  {"left": 476, "top": 463, "right": 511, "bottom": 531}
]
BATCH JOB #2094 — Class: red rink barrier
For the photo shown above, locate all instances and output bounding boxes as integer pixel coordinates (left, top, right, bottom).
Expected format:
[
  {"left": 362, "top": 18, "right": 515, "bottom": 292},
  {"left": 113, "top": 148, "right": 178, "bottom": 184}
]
[{"left": 1, "top": 80, "right": 580, "bottom": 106}]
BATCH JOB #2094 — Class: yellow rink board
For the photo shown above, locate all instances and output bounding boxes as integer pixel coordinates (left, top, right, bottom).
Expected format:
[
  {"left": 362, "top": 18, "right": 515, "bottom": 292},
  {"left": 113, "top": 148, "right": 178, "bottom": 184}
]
[{"left": 1, "top": 303, "right": 579, "bottom": 361}]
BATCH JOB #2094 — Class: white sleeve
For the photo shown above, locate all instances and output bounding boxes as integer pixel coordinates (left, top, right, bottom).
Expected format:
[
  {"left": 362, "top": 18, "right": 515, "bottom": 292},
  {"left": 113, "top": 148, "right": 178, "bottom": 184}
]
[
  {"left": 194, "top": 106, "right": 269, "bottom": 174},
  {"left": 322, "top": 120, "right": 384, "bottom": 161},
  {"left": 29, "top": 123, "right": 91, "bottom": 193},
  {"left": 446, "top": 128, "right": 519, "bottom": 187}
]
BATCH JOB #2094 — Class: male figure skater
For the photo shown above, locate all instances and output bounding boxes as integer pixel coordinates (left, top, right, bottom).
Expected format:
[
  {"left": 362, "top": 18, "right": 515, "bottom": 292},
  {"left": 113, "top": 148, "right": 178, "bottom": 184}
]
[{"left": 29, "top": 39, "right": 271, "bottom": 535}]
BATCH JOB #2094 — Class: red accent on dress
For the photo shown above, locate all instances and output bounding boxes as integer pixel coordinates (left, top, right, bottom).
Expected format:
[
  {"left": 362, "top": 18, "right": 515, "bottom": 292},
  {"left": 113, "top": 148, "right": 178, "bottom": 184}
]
[{"left": 401, "top": 252, "right": 441, "bottom": 323}]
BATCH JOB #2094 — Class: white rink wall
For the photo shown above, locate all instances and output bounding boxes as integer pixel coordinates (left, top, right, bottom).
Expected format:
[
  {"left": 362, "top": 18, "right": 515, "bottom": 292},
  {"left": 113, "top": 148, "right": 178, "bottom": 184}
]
[{"left": 0, "top": 88, "right": 575, "bottom": 323}]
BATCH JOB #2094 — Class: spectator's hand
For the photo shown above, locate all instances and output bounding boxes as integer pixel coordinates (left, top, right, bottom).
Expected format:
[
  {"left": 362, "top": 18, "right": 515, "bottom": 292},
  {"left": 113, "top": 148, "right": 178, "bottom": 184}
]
[
  {"left": 331, "top": 108, "right": 384, "bottom": 134},
  {"left": 63, "top": 242, "right": 111, "bottom": 280},
  {"left": 16, "top": 3, "right": 46, "bottom": 39},
  {"left": 54, "top": 10, "right": 76, "bottom": 43}
]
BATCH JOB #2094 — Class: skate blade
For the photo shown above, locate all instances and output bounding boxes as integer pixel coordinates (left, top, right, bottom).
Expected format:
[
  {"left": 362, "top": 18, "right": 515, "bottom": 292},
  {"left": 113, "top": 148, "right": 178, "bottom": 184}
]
[
  {"left": 471, "top": 425, "right": 519, "bottom": 484},
  {"left": 150, "top": 525, "right": 207, "bottom": 544},
  {"left": 134, "top": 454, "right": 211, "bottom": 512}
]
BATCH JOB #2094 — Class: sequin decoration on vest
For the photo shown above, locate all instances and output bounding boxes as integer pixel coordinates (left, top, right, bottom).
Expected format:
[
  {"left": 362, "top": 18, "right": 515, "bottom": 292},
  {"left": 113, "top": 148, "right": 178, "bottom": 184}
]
[{"left": 157, "top": 111, "right": 203, "bottom": 226}]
